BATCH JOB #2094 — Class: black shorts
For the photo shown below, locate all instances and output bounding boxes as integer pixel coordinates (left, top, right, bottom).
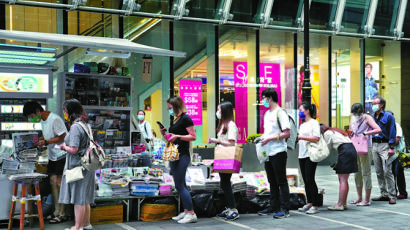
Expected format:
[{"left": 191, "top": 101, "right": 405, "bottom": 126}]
[{"left": 47, "top": 157, "right": 66, "bottom": 176}]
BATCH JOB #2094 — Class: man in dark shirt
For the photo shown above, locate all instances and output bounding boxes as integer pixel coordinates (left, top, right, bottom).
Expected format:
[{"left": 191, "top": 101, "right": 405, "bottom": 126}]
[{"left": 371, "top": 96, "right": 397, "bottom": 204}]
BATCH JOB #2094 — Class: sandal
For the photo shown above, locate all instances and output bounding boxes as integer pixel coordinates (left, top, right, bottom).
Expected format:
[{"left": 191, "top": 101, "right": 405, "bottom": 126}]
[
  {"left": 356, "top": 201, "right": 371, "bottom": 206},
  {"left": 49, "top": 215, "right": 68, "bottom": 224},
  {"left": 349, "top": 199, "right": 362, "bottom": 204}
]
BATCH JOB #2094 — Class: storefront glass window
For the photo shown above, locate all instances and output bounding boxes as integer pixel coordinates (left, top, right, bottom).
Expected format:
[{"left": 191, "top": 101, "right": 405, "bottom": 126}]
[
  {"left": 259, "top": 30, "right": 296, "bottom": 132},
  {"left": 271, "top": 0, "right": 301, "bottom": 27},
  {"left": 373, "top": 0, "right": 399, "bottom": 36},
  {"left": 174, "top": 21, "right": 214, "bottom": 147},
  {"left": 310, "top": 0, "right": 338, "bottom": 30},
  {"left": 138, "top": 0, "right": 173, "bottom": 14},
  {"left": 401, "top": 3, "right": 410, "bottom": 38},
  {"left": 341, "top": 0, "right": 369, "bottom": 34},
  {"left": 297, "top": 34, "right": 330, "bottom": 125},
  {"left": 5, "top": 5, "right": 57, "bottom": 33},
  {"left": 219, "top": 27, "right": 256, "bottom": 142},
  {"left": 331, "top": 37, "right": 361, "bottom": 129},
  {"left": 365, "top": 39, "right": 401, "bottom": 121}
]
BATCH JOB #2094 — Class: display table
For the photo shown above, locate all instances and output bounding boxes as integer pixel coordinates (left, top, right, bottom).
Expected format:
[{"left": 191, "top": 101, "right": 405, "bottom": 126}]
[{"left": 95, "top": 194, "right": 180, "bottom": 222}]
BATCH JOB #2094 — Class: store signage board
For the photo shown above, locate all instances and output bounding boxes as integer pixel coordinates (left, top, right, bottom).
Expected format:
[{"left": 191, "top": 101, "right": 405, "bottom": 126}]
[
  {"left": 1, "top": 122, "right": 42, "bottom": 131},
  {"left": 179, "top": 80, "right": 203, "bottom": 125},
  {"left": 0, "top": 68, "right": 53, "bottom": 98},
  {"left": 1, "top": 105, "right": 46, "bottom": 114},
  {"left": 234, "top": 62, "right": 281, "bottom": 143}
]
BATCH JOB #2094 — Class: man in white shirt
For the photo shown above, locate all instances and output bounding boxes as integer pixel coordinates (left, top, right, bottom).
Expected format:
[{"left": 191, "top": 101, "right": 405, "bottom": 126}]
[
  {"left": 23, "top": 101, "right": 68, "bottom": 223},
  {"left": 257, "top": 88, "right": 291, "bottom": 219}
]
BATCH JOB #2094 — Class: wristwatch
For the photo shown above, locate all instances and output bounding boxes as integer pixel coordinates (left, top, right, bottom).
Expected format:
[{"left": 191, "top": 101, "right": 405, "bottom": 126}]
[
  {"left": 363, "top": 133, "right": 366, "bottom": 136},
  {"left": 44, "top": 140, "right": 49, "bottom": 146}
]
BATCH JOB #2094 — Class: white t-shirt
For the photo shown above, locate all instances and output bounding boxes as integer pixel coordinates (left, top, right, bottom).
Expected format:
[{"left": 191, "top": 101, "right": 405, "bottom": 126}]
[
  {"left": 262, "top": 108, "right": 290, "bottom": 156},
  {"left": 139, "top": 120, "right": 153, "bottom": 140},
  {"left": 217, "top": 121, "right": 238, "bottom": 143},
  {"left": 323, "top": 130, "right": 351, "bottom": 150},
  {"left": 396, "top": 122, "right": 403, "bottom": 138},
  {"left": 298, "top": 119, "right": 320, "bottom": 159},
  {"left": 41, "top": 112, "right": 67, "bottom": 161}
]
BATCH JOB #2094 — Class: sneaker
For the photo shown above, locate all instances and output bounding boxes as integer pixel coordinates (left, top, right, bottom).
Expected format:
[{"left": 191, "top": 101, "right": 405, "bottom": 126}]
[
  {"left": 389, "top": 198, "right": 397, "bottom": 205},
  {"left": 178, "top": 213, "right": 198, "bottom": 224},
  {"left": 327, "top": 205, "right": 345, "bottom": 211},
  {"left": 217, "top": 208, "right": 230, "bottom": 218},
  {"left": 273, "top": 210, "right": 290, "bottom": 219},
  {"left": 306, "top": 207, "right": 319, "bottom": 214},
  {"left": 298, "top": 204, "right": 311, "bottom": 213},
  {"left": 172, "top": 212, "right": 186, "bottom": 221},
  {"left": 257, "top": 207, "right": 275, "bottom": 216},
  {"left": 83, "top": 225, "right": 93, "bottom": 230},
  {"left": 372, "top": 196, "right": 389, "bottom": 201},
  {"left": 397, "top": 194, "right": 408, "bottom": 199},
  {"left": 225, "top": 209, "right": 240, "bottom": 221}
]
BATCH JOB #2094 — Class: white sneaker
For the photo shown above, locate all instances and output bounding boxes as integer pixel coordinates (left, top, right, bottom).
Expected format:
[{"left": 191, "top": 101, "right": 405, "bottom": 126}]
[
  {"left": 177, "top": 213, "right": 197, "bottom": 224},
  {"left": 172, "top": 212, "right": 186, "bottom": 221},
  {"left": 306, "top": 206, "right": 320, "bottom": 214},
  {"left": 83, "top": 225, "right": 93, "bottom": 230}
]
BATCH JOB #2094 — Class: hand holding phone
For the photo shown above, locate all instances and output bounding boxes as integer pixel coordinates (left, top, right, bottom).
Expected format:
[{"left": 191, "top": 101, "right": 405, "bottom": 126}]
[{"left": 157, "top": 121, "right": 166, "bottom": 131}]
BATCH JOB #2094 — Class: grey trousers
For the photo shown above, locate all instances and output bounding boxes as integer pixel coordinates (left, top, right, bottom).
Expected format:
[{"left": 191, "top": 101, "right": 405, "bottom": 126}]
[{"left": 372, "top": 143, "right": 396, "bottom": 198}]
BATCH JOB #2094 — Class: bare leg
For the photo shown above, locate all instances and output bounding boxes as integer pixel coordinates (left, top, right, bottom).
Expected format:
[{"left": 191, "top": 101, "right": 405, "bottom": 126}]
[
  {"left": 338, "top": 174, "right": 350, "bottom": 206},
  {"left": 56, "top": 175, "right": 65, "bottom": 217},
  {"left": 82, "top": 204, "right": 91, "bottom": 227},
  {"left": 50, "top": 175, "right": 60, "bottom": 216},
  {"left": 364, "top": 189, "right": 372, "bottom": 203},
  {"left": 74, "top": 205, "right": 85, "bottom": 229},
  {"left": 355, "top": 186, "right": 363, "bottom": 203}
]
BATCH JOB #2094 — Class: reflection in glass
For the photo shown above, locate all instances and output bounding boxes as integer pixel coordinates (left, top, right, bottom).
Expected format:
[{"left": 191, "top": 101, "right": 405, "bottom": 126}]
[
  {"left": 184, "top": 0, "right": 219, "bottom": 19},
  {"left": 341, "top": 0, "right": 369, "bottom": 33},
  {"left": 310, "top": 0, "right": 338, "bottom": 30},
  {"left": 271, "top": 0, "right": 301, "bottom": 27},
  {"left": 229, "top": 0, "right": 261, "bottom": 23},
  {"left": 373, "top": 0, "right": 399, "bottom": 36}
]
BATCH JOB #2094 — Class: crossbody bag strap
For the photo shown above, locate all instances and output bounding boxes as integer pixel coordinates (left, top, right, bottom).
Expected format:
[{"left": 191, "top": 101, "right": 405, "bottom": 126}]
[
  {"left": 75, "top": 122, "right": 94, "bottom": 141},
  {"left": 276, "top": 109, "right": 283, "bottom": 132},
  {"left": 354, "top": 117, "right": 367, "bottom": 136}
]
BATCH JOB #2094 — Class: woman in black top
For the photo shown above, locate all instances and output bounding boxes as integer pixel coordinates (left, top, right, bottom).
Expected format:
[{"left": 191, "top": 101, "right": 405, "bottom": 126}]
[{"left": 160, "top": 96, "right": 197, "bottom": 224}]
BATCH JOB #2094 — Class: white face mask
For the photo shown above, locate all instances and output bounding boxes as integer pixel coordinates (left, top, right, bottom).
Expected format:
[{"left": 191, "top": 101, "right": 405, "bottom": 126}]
[
  {"left": 216, "top": 111, "right": 221, "bottom": 120},
  {"left": 352, "top": 115, "right": 362, "bottom": 122}
]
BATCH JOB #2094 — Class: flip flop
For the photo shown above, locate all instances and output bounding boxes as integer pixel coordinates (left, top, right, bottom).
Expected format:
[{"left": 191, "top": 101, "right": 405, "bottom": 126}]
[
  {"left": 356, "top": 201, "right": 371, "bottom": 206},
  {"left": 49, "top": 215, "right": 68, "bottom": 224},
  {"left": 349, "top": 199, "right": 362, "bottom": 204}
]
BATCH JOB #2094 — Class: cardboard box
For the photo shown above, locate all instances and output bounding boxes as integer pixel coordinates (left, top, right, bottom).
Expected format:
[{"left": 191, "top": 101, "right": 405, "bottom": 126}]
[{"left": 90, "top": 204, "right": 123, "bottom": 225}]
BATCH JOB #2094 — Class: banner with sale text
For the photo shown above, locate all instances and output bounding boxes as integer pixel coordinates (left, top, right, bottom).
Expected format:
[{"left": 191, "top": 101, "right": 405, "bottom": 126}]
[{"left": 179, "top": 79, "right": 203, "bottom": 125}]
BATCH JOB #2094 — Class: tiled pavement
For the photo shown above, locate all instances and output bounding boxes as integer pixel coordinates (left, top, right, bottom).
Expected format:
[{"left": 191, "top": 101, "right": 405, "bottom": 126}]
[{"left": 9, "top": 166, "right": 410, "bottom": 230}]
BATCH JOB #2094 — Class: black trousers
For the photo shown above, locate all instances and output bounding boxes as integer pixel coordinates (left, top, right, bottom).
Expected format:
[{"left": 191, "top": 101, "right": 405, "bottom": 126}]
[
  {"left": 264, "top": 151, "right": 290, "bottom": 211},
  {"left": 219, "top": 173, "right": 236, "bottom": 209},
  {"left": 299, "top": 157, "right": 321, "bottom": 206},
  {"left": 393, "top": 158, "right": 408, "bottom": 197}
]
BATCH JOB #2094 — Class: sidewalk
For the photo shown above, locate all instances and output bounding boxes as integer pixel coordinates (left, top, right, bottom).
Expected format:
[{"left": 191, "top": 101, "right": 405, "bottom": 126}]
[{"left": 17, "top": 165, "right": 410, "bottom": 230}]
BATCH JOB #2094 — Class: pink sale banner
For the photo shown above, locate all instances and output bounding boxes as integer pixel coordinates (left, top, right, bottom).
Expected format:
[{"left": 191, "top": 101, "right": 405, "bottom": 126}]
[{"left": 179, "top": 80, "right": 203, "bottom": 125}]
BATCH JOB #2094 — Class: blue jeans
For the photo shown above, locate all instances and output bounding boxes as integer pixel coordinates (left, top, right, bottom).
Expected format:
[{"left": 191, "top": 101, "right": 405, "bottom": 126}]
[{"left": 170, "top": 154, "right": 193, "bottom": 211}]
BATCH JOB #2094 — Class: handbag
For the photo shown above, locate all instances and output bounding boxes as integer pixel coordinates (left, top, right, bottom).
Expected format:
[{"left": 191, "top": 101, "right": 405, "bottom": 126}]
[
  {"left": 307, "top": 134, "right": 330, "bottom": 162},
  {"left": 213, "top": 145, "right": 243, "bottom": 173},
  {"left": 64, "top": 166, "right": 84, "bottom": 183},
  {"left": 351, "top": 119, "right": 369, "bottom": 155},
  {"left": 162, "top": 142, "right": 179, "bottom": 161}
]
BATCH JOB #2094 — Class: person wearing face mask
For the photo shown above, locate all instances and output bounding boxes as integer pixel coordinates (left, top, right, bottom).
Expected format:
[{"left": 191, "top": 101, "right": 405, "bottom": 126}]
[
  {"left": 137, "top": 110, "right": 153, "bottom": 151},
  {"left": 297, "top": 102, "right": 321, "bottom": 214},
  {"left": 159, "top": 96, "right": 197, "bottom": 224},
  {"left": 23, "top": 101, "right": 69, "bottom": 224},
  {"left": 208, "top": 102, "right": 239, "bottom": 220},
  {"left": 370, "top": 96, "right": 397, "bottom": 204},
  {"left": 256, "top": 88, "right": 291, "bottom": 219},
  {"left": 349, "top": 103, "right": 381, "bottom": 206}
]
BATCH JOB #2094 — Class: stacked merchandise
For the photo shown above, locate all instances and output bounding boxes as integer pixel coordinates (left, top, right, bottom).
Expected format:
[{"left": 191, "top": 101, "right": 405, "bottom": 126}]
[
  {"left": 204, "top": 179, "right": 220, "bottom": 190},
  {"left": 111, "top": 184, "right": 130, "bottom": 197},
  {"left": 1, "top": 158, "right": 19, "bottom": 175},
  {"left": 97, "top": 167, "right": 131, "bottom": 197},
  {"left": 130, "top": 181, "right": 159, "bottom": 196}
]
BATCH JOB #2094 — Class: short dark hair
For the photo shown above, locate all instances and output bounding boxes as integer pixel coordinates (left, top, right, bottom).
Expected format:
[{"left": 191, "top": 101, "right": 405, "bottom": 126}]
[
  {"left": 167, "top": 96, "right": 186, "bottom": 115},
  {"left": 261, "top": 88, "right": 279, "bottom": 103},
  {"left": 365, "top": 63, "right": 373, "bottom": 69},
  {"left": 23, "top": 101, "right": 44, "bottom": 117},
  {"left": 300, "top": 102, "right": 317, "bottom": 119},
  {"left": 351, "top": 103, "right": 364, "bottom": 114},
  {"left": 137, "top": 110, "right": 145, "bottom": 115},
  {"left": 375, "top": 96, "right": 386, "bottom": 110},
  {"left": 63, "top": 99, "right": 88, "bottom": 125}
]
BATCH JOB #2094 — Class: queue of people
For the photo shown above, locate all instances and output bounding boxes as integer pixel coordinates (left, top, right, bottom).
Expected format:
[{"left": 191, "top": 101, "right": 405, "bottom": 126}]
[{"left": 22, "top": 90, "right": 407, "bottom": 227}]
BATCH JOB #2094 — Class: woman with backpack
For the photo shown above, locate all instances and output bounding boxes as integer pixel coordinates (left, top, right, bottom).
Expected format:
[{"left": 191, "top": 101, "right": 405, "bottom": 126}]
[
  {"left": 208, "top": 102, "right": 239, "bottom": 220},
  {"left": 297, "top": 103, "right": 321, "bottom": 214},
  {"left": 320, "top": 124, "right": 358, "bottom": 211},
  {"left": 59, "top": 99, "right": 94, "bottom": 230}
]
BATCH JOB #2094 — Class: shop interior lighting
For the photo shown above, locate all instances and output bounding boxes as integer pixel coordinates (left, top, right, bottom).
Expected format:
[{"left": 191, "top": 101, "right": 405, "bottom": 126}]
[
  {"left": 1, "top": 122, "right": 42, "bottom": 131},
  {"left": 86, "top": 49, "right": 131, "bottom": 59},
  {"left": 1, "top": 105, "right": 46, "bottom": 114},
  {"left": 0, "top": 43, "right": 56, "bottom": 65}
]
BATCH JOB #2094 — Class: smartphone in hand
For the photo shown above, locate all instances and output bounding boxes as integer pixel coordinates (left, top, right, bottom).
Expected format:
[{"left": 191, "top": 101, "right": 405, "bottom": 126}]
[{"left": 157, "top": 121, "right": 167, "bottom": 131}]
